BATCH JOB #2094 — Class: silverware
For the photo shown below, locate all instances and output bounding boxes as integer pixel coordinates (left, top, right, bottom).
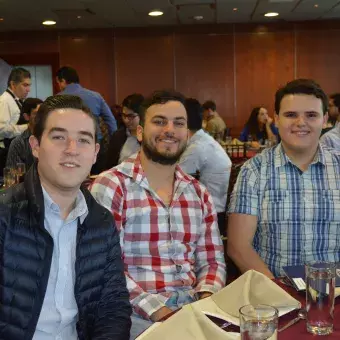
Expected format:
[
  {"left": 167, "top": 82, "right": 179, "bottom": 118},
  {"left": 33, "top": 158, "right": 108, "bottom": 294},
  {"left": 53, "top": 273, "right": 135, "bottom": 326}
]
[{"left": 278, "top": 309, "right": 306, "bottom": 332}]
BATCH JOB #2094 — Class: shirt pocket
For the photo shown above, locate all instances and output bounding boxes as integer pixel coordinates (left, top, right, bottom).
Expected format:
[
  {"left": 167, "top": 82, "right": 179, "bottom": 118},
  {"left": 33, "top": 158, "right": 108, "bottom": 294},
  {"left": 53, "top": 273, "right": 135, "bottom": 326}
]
[
  {"left": 320, "top": 190, "right": 340, "bottom": 222},
  {"left": 261, "top": 189, "right": 290, "bottom": 222}
]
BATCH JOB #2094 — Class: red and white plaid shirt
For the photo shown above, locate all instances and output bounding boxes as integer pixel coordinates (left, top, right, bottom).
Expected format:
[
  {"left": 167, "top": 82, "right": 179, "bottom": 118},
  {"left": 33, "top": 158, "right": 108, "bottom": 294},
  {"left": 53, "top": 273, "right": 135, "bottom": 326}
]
[{"left": 90, "top": 153, "right": 226, "bottom": 319}]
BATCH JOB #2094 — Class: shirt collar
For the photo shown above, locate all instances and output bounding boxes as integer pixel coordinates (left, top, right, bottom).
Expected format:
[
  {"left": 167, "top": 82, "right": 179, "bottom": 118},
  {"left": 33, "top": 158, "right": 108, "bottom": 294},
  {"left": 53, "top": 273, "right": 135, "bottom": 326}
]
[
  {"left": 42, "top": 186, "right": 88, "bottom": 224},
  {"left": 65, "top": 83, "right": 82, "bottom": 91},
  {"left": 116, "top": 152, "right": 193, "bottom": 186},
  {"left": 7, "top": 88, "right": 19, "bottom": 101},
  {"left": 274, "top": 142, "right": 326, "bottom": 168}
]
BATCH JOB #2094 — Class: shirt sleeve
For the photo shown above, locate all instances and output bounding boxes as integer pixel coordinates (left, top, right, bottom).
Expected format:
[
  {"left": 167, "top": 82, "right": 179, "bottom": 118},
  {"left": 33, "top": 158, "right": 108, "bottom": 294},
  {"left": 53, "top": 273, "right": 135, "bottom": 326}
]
[
  {"left": 239, "top": 126, "right": 249, "bottom": 142},
  {"left": 228, "top": 159, "right": 260, "bottom": 216},
  {"left": 99, "top": 97, "right": 117, "bottom": 135},
  {"left": 90, "top": 173, "right": 169, "bottom": 320},
  {"left": 194, "top": 184, "right": 226, "bottom": 294},
  {"left": 5, "top": 137, "right": 24, "bottom": 168}
]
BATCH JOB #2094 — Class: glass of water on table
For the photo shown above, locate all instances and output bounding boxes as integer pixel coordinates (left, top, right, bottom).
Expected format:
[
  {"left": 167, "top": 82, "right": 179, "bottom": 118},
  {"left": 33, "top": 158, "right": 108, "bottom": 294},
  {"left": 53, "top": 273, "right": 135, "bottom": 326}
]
[
  {"left": 239, "top": 304, "right": 278, "bottom": 340},
  {"left": 306, "top": 262, "right": 335, "bottom": 335}
]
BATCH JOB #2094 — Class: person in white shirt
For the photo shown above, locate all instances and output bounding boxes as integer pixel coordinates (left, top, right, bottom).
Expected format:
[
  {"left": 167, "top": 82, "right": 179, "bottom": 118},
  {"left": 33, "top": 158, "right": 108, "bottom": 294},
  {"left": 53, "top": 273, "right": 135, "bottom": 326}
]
[
  {"left": 179, "top": 98, "right": 232, "bottom": 235},
  {"left": 0, "top": 67, "right": 31, "bottom": 175},
  {"left": 0, "top": 67, "right": 31, "bottom": 143}
]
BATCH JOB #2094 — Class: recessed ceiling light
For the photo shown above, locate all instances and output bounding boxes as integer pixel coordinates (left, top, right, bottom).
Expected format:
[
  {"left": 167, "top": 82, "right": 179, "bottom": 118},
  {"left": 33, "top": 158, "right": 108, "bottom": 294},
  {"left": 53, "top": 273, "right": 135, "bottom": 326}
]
[
  {"left": 233, "top": 8, "right": 238, "bottom": 11},
  {"left": 314, "top": 4, "right": 319, "bottom": 8},
  {"left": 148, "top": 10, "right": 163, "bottom": 17},
  {"left": 193, "top": 15, "right": 203, "bottom": 21},
  {"left": 264, "top": 12, "right": 279, "bottom": 17},
  {"left": 42, "top": 20, "right": 56, "bottom": 26},
  {"left": 77, "top": 15, "right": 82, "bottom": 19},
  {"left": 0, "top": 18, "right": 4, "bottom": 21}
]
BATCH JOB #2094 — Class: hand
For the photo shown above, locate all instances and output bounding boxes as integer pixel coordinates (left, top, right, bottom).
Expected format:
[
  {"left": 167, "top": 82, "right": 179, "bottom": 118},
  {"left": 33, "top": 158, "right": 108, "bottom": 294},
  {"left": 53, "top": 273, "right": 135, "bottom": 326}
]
[
  {"left": 199, "top": 292, "right": 213, "bottom": 300},
  {"left": 150, "top": 306, "right": 174, "bottom": 322},
  {"left": 266, "top": 116, "right": 273, "bottom": 125}
]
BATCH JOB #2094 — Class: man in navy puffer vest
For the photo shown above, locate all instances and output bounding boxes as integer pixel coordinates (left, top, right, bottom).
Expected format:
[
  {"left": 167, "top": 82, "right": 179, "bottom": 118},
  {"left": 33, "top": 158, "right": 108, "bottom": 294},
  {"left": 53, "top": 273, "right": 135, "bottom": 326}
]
[{"left": 0, "top": 95, "right": 131, "bottom": 340}]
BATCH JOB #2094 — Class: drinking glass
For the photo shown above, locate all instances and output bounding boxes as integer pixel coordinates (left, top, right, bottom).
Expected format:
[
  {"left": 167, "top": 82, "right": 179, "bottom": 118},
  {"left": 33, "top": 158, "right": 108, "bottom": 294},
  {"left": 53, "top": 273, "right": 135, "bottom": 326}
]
[
  {"left": 306, "top": 262, "right": 335, "bottom": 335},
  {"left": 3, "top": 167, "right": 16, "bottom": 187},
  {"left": 239, "top": 304, "right": 278, "bottom": 340},
  {"left": 17, "top": 162, "right": 26, "bottom": 175}
]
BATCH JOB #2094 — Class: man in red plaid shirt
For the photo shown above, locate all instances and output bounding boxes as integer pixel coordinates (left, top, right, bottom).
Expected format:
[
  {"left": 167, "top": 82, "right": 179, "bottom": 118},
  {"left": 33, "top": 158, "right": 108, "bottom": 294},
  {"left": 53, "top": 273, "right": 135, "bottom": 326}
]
[{"left": 91, "top": 90, "right": 226, "bottom": 339}]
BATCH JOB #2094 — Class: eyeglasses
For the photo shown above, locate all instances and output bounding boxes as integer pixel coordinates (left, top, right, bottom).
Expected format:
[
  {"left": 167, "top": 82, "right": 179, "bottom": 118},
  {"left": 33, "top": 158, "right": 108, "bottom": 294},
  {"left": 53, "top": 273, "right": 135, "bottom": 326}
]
[{"left": 122, "top": 113, "right": 139, "bottom": 120}]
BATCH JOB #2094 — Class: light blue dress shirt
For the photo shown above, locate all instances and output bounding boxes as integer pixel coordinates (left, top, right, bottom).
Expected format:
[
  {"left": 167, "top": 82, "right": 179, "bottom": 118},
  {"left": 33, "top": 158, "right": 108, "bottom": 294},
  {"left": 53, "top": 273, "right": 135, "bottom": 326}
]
[
  {"left": 179, "top": 129, "right": 232, "bottom": 212},
  {"left": 59, "top": 83, "right": 117, "bottom": 138},
  {"left": 320, "top": 122, "right": 340, "bottom": 151},
  {"left": 33, "top": 188, "right": 88, "bottom": 340}
]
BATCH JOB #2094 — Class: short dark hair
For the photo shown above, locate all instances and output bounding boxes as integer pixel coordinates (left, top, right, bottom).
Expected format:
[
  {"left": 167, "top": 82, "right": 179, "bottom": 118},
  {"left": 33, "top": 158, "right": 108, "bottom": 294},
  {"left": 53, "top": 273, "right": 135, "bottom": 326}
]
[
  {"left": 275, "top": 79, "right": 328, "bottom": 115},
  {"left": 21, "top": 98, "right": 43, "bottom": 117},
  {"left": 122, "top": 93, "right": 144, "bottom": 114},
  {"left": 56, "top": 66, "right": 80, "bottom": 84},
  {"left": 7, "top": 67, "right": 31, "bottom": 87},
  {"left": 33, "top": 95, "right": 98, "bottom": 143},
  {"left": 329, "top": 93, "right": 340, "bottom": 110},
  {"left": 202, "top": 100, "right": 216, "bottom": 112},
  {"left": 139, "top": 90, "right": 186, "bottom": 126},
  {"left": 185, "top": 98, "right": 203, "bottom": 132}
]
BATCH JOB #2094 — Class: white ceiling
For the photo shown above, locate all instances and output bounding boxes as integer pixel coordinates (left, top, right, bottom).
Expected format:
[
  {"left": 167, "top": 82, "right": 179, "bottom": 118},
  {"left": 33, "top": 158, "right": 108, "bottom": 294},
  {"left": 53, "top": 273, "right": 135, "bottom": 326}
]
[{"left": 0, "top": 0, "right": 340, "bottom": 31}]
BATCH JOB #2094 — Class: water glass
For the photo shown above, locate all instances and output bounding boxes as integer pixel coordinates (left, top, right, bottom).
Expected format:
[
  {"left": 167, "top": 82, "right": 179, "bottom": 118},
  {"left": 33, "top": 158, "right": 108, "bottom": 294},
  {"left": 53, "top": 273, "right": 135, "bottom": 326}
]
[
  {"left": 239, "top": 304, "right": 278, "bottom": 340},
  {"left": 306, "top": 262, "right": 335, "bottom": 335}
]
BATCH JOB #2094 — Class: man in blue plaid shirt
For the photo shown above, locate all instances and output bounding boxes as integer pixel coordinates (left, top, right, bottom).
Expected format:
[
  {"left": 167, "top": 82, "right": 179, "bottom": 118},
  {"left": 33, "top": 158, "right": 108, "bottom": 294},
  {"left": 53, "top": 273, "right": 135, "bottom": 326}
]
[{"left": 228, "top": 79, "right": 340, "bottom": 278}]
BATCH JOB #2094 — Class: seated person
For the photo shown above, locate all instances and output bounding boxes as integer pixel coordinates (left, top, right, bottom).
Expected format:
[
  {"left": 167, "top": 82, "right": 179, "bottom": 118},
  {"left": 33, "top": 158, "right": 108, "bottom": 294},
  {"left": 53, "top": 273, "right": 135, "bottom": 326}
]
[
  {"left": 179, "top": 98, "right": 232, "bottom": 235},
  {"left": 239, "top": 106, "right": 278, "bottom": 144},
  {"left": 106, "top": 93, "right": 143, "bottom": 169},
  {"left": 6, "top": 97, "right": 42, "bottom": 169},
  {"left": 91, "top": 90, "right": 226, "bottom": 339},
  {"left": 0, "top": 95, "right": 131, "bottom": 339},
  {"left": 320, "top": 117, "right": 340, "bottom": 151},
  {"left": 227, "top": 79, "right": 340, "bottom": 279},
  {"left": 321, "top": 93, "right": 340, "bottom": 136},
  {"left": 202, "top": 100, "right": 226, "bottom": 139}
]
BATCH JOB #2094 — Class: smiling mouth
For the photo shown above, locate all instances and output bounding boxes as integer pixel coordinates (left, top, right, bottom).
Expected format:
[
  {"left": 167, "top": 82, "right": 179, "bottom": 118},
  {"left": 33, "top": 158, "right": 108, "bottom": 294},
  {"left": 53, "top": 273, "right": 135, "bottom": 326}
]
[
  {"left": 60, "top": 162, "right": 80, "bottom": 168},
  {"left": 292, "top": 131, "right": 310, "bottom": 136}
]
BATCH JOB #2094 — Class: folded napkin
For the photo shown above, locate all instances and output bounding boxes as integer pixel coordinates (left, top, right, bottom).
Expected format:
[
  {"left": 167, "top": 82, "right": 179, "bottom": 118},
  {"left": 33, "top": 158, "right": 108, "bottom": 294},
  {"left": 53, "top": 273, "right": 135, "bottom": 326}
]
[
  {"left": 136, "top": 305, "right": 239, "bottom": 340},
  {"left": 191, "top": 270, "right": 301, "bottom": 325}
]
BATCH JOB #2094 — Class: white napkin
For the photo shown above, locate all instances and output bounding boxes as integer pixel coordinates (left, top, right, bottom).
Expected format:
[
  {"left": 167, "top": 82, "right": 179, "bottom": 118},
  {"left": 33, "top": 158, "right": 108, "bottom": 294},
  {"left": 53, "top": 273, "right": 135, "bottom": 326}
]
[{"left": 192, "top": 270, "right": 301, "bottom": 325}]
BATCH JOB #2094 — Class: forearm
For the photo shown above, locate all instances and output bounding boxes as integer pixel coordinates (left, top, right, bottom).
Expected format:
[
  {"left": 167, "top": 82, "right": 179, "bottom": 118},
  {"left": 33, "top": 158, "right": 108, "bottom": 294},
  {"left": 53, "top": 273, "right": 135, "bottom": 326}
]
[
  {"left": 265, "top": 123, "right": 276, "bottom": 142},
  {"left": 228, "top": 243, "right": 274, "bottom": 279}
]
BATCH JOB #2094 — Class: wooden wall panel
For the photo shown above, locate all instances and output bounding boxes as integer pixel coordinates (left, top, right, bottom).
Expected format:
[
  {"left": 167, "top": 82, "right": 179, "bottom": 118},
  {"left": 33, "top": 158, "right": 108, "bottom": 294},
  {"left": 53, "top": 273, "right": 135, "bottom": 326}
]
[
  {"left": 59, "top": 30, "right": 116, "bottom": 106},
  {"left": 175, "top": 34, "right": 235, "bottom": 127},
  {"left": 296, "top": 30, "right": 340, "bottom": 94},
  {"left": 115, "top": 34, "right": 174, "bottom": 103},
  {"left": 234, "top": 31, "right": 295, "bottom": 137}
]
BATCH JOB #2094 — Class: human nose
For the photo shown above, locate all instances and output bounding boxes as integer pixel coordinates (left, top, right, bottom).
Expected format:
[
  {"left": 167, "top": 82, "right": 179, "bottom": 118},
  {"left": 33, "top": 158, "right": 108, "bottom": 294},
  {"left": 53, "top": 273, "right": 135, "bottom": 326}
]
[
  {"left": 295, "top": 115, "right": 306, "bottom": 126},
  {"left": 64, "top": 138, "right": 79, "bottom": 155},
  {"left": 163, "top": 121, "right": 175, "bottom": 134}
]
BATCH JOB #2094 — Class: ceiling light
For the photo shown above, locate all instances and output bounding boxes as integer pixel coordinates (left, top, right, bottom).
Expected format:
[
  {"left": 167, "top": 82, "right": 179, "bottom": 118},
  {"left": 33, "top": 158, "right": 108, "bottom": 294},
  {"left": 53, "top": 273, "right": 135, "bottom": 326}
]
[
  {"left": 314, "top": 4, "right": 319, "bottom": 8},
  {"left": 148, "top": 10, "right": 163, "bottom": 17},
  {"left": 193, "top": 15, "right": 203, "bottom": 21},
  {"left": 233, "top": 8, "right": 238, "bottom": 11},
  {"left": 0, "top": 18, "right": 4, "bottom": 21},
  {"left": 264, "top": 12, "right": 279, "bottom": 17},
  {"left": 77, "top": 15, "right": 82, "bottom": 19},
  {"left": 42, "top": 20, "right": 56, "bottom": 26}
]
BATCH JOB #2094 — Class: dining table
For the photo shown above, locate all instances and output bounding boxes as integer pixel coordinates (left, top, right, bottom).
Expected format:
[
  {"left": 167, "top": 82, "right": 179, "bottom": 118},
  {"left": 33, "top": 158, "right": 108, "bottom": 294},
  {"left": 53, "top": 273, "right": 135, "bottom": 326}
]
[{"left": 274, "top": 279, "right": 340, "bottom": 339}]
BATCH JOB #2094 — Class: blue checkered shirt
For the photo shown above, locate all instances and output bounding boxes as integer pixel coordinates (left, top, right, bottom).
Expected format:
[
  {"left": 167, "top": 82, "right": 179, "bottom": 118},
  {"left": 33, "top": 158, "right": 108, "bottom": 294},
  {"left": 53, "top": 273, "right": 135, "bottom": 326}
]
[
  {"left": 320, "top": 123, "right": 340, "bottom": 151},
  {"left": 228, "top": 143, "right": 340, "bottom": 277}
]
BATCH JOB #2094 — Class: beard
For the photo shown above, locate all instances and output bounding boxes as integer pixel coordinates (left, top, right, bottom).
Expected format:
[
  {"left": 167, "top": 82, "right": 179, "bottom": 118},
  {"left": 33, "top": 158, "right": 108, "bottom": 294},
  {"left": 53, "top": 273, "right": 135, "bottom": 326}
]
[{"left": 142, "top": 137, "right": 187, "bottom": 165}]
